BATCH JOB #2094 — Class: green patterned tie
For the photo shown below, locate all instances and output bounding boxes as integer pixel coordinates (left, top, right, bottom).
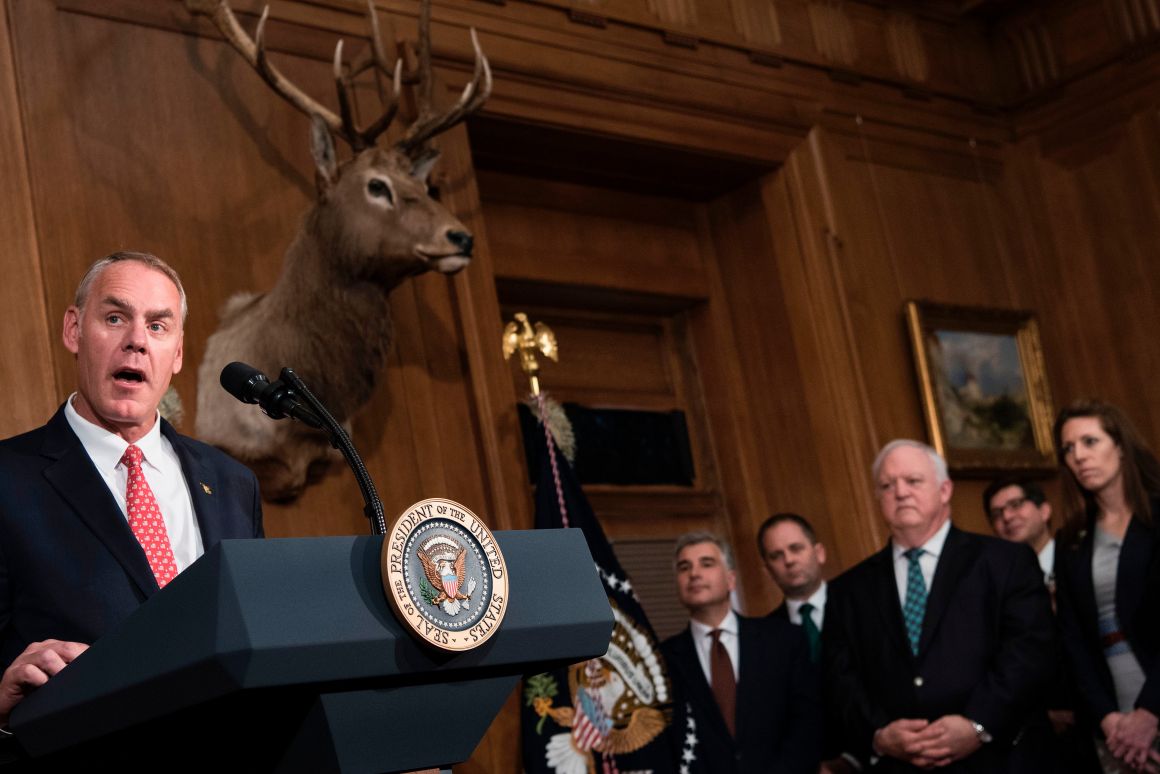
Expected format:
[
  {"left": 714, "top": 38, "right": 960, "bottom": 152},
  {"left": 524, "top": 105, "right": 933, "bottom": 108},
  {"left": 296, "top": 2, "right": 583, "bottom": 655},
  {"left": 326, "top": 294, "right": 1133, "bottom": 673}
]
[
  {"left": 902, "top": 548, "right": 927, "bottom": 655},
  {"left": 799, "top": 602, "right": 821, "bottom": 664}
]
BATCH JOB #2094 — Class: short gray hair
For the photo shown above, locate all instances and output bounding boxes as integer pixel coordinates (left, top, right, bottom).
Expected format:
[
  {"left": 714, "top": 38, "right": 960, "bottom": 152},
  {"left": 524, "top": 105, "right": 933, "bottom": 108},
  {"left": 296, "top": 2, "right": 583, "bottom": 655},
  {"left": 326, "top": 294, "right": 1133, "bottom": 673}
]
[
  {"left": 74, "top": 251, "right": 188, "bottom": 323},
  {"left": 872, "top": 439, "right": 949, "bottom": 485},
  {"left": 673, "top": 531, "right": 735, "bottom": 570}
]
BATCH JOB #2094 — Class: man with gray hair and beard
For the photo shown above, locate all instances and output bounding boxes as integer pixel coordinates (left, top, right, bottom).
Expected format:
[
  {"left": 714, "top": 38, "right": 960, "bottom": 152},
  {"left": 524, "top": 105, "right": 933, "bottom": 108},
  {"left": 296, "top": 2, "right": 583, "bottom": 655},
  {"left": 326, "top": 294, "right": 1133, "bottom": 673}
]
[
  {"left": 823, "top": 440, "right": 1056, "bottom": 773},
  {"left": 662, "top": 531, "right": 821, "bottom": 773}
]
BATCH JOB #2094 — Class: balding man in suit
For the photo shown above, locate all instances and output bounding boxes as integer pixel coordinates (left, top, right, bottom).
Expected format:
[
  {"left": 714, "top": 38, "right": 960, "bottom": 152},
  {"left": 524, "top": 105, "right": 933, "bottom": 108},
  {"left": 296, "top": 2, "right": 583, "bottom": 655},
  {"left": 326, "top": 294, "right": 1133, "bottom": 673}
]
[{"left": 824, "top": 440, "right": 1055, "bottom": 772}]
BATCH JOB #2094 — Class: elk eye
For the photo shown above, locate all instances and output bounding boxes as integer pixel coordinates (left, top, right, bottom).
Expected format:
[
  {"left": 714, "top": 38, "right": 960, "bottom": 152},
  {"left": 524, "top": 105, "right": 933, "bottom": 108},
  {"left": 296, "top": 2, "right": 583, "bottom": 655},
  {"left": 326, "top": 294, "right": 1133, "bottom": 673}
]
[{"left": 367, "top": 178, "right": 394, "bottom": 203}]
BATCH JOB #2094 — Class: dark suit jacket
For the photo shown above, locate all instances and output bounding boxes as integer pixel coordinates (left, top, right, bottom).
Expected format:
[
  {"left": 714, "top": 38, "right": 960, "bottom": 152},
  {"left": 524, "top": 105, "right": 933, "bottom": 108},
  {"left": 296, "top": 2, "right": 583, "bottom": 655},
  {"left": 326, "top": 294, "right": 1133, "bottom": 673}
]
[
  {"left": 767, "top": 602, "right": 789, "bottom": 622},
  {"left": 823, "top": 526, "right": 1056, "bottom": 773},
  {"left": 1055, "top": 515, "right": 1160, "bottom": 726},
  {"left": 0, "top": 405, "right": 264, "bottom": 667},
  {"left": 662, "top": 613, "right": 822, "bottom": 774},
  {"left": 766, "top": 591, "right": 823, "bottom": 628},
  {"left": 1043, "top": 543, "right": 1103, "bottom": 774},
  {"left": 769, "top": 590, "right": 852, "bottom": 761}
]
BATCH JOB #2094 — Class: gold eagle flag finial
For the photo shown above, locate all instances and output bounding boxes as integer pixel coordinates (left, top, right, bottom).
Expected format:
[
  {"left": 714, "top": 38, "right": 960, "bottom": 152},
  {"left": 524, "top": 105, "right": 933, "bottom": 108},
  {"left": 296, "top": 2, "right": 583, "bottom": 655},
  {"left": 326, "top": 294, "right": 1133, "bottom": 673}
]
[{"left": 502, "top": 312, "right": 558, "bottom": 396}]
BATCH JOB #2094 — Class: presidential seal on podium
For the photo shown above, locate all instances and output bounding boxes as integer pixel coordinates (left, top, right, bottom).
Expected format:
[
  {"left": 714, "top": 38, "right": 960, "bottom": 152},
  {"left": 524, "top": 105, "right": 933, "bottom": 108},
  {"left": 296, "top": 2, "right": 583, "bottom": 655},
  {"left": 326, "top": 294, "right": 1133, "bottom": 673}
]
[{"left": 382, "top": 498, "right": 509, "bottom": 651}]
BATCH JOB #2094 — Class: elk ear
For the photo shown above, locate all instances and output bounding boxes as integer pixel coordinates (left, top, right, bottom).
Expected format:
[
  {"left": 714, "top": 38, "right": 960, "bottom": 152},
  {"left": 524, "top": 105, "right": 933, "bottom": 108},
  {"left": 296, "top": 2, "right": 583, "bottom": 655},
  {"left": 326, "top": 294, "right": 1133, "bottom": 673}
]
[
  {"left": 410, "top": 147, "right": 441, "bottom": 184},
  {"left": 310, "top": 114, "right": 338, "bottom": 190}
]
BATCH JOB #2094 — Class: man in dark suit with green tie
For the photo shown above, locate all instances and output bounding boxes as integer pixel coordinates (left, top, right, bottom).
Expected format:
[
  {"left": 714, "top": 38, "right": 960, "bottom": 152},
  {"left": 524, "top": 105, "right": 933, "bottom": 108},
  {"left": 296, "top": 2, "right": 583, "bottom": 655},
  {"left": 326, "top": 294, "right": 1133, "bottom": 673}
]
[{"left": 758, "top": 512, "right": 828, "bottom": 663}]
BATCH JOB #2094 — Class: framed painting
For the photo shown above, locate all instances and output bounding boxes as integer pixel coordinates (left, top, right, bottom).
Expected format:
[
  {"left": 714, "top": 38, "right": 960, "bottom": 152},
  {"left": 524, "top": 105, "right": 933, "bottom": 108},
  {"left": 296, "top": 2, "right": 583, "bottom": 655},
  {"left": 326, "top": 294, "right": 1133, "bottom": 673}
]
[{"left": 904, "top": 301, "right": 1056, "bottom": 475}]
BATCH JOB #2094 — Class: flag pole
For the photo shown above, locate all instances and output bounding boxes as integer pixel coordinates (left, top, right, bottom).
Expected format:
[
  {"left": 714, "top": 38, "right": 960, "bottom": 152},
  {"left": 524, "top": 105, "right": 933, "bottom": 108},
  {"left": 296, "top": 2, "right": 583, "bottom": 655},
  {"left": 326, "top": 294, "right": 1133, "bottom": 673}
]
[
  {"left": 502, "top": 312, "right": 569, "bottom": 526},
  {"left": 510, "top": 313, "right": 677, "bottom": 774}
]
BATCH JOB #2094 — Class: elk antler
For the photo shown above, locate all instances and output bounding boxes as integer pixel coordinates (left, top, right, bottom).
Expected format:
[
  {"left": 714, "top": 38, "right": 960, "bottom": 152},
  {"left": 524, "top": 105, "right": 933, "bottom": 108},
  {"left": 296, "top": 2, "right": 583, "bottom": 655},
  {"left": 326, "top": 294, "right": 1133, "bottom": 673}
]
[
  {"left": 185, "top": 0, "right": 401, "bottom": 151},
  {"left": 186, "top": 0, "right": 490, "bottom": 154},
  {"left": 367, "top": 0, "right": 492, "bottom": 154},
  {"left": 349, "top": 0, "right": 396, "bottom": 79},
  {"left": 398, "top": 17, "right": 492, "bottom": 155}
]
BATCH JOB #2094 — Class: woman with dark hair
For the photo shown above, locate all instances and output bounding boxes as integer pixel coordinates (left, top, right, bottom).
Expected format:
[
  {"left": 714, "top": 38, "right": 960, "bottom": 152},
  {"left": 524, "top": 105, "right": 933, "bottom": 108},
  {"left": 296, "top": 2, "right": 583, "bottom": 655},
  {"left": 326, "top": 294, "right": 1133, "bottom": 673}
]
[{"left": 1054, "top": 399, "right": 1160, "bottom": 773}]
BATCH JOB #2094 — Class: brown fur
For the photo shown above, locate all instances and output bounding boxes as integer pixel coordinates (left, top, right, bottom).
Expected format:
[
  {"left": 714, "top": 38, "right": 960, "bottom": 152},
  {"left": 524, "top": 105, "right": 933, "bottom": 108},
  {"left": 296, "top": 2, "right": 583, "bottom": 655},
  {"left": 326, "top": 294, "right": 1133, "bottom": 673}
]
[
  {"left": 195, "top": 141, "right": 472, "bottom": 501},
  {"left": 188, "top": 0, "right": 489, "bottom": 501}
]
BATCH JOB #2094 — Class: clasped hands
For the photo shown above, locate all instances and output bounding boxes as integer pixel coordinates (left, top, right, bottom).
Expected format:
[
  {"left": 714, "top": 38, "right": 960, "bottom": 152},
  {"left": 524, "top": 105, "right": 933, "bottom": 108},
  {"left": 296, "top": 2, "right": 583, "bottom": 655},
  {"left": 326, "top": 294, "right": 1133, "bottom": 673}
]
[
  {"left": 873, "top": 715, "right": 981, "bottom": 769},
  {"left": 1102, "top": 709, "right": 1160, "bottom": 773}
]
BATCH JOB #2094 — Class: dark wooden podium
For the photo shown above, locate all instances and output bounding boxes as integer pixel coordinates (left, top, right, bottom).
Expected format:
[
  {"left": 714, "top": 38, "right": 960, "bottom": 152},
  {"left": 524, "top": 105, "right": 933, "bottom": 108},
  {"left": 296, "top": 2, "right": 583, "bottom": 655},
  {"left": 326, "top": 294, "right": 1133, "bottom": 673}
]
[{"left": 11, "top": 530, "right": 612, "bottom": 773}]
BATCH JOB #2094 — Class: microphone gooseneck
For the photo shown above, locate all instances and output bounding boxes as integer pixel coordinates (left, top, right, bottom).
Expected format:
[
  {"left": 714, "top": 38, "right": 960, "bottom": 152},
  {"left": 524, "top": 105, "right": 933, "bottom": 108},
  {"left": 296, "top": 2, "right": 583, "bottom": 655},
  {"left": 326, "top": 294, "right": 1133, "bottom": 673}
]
[{"left": 218, "top": 362, "right": 384, "bottom": 535}]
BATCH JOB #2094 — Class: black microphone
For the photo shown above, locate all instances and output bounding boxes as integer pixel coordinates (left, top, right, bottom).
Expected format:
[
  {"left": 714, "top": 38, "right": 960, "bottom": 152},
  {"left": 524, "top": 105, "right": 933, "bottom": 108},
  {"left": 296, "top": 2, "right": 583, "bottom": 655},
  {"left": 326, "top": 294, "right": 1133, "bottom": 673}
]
[{"left": 220, "top": 362, "right": 323, "bottom": 429}]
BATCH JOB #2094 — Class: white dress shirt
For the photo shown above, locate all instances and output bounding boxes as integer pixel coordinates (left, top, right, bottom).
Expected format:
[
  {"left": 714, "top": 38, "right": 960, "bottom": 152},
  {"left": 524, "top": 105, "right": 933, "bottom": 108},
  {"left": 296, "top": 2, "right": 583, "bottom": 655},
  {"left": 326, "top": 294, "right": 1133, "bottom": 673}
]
[
  {"left": 65, "top": 395, "right": 204, "bottom": 572},
  {"left": 891, "top": 517, "right": 952, "bottom": 607},
  {"left": 689, "top": 609, "right": 741, "bottom": 685},
  {"left": 786, "top": 581, "right": 827, "bottom": 630},
  {"left": 1038, "top": 538, "right": 1055, "bottom": 581}
]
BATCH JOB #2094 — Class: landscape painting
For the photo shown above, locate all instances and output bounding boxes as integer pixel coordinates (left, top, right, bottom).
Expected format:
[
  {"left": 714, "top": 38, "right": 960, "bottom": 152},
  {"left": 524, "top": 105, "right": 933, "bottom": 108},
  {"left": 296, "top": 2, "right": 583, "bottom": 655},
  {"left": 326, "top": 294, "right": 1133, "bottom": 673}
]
[{"left": 905, "top": 301, "right": 1056, "bottom": 474}]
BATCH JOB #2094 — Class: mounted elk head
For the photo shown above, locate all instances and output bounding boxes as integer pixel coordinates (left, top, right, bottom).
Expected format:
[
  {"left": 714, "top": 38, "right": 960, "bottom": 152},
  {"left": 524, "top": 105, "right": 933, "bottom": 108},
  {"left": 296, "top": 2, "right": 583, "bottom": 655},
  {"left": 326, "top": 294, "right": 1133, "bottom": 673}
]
[{"left": 187, "top": 0, "right": 490, "bottom": 501}]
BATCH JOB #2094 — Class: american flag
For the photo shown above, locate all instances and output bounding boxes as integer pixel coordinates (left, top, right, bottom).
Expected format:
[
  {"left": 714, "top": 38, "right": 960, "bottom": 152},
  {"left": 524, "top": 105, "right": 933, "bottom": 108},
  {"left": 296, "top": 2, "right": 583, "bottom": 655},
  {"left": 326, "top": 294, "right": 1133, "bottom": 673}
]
[
  {"left": 572, "top": 687, "right": 613, "bottom": 751},
  {"left": 521, "top": 397, "right": 675, "bottom": 774}
]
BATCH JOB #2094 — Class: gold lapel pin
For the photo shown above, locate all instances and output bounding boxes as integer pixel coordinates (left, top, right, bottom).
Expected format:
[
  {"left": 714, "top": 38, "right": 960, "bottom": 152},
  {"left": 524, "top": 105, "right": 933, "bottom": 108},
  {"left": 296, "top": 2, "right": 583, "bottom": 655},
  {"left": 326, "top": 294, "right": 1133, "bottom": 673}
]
[{"left": 201, "top": 483, "right": 213, "bottom": 495}]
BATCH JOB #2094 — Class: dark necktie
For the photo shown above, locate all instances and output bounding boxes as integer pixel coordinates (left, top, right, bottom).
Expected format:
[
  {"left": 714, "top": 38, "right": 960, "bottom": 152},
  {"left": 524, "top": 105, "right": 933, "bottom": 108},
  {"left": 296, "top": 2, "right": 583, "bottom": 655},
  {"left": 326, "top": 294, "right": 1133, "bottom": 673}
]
[
  {"left": 709, "top": 628, "right": 736, "bottom": 737},
  {"left": 902, "top": 547, "right": 927, "bottom": 655},
  {"left": 799, "top": 602, "right": 821, "bottom": 663}
]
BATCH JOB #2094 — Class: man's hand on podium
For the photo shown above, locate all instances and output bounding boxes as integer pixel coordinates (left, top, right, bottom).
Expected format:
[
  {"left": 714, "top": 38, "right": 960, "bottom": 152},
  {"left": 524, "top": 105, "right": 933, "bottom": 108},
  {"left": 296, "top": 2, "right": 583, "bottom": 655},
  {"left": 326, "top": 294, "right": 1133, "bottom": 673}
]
[{"left": 0, "top": 640, "right": 88, "bottom": 728}]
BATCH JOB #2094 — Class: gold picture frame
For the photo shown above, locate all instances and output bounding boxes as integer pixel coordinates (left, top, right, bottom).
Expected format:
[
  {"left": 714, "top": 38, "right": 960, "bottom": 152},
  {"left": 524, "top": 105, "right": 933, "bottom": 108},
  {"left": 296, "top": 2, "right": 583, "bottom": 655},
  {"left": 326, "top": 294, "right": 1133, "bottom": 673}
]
[{"left": 905, "top": 300, "right": 1056, "bottom": 475}]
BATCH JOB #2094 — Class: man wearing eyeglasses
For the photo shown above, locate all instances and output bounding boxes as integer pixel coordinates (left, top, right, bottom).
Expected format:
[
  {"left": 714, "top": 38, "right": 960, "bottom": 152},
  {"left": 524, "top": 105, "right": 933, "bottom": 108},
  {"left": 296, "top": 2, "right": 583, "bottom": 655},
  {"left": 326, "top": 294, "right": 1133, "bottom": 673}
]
[
  {"left": 982, "top": 478, "right": 1055, "bottom": 590},
  {"left": 982, "top": 477, "right": 1101, "bottom": 774}
]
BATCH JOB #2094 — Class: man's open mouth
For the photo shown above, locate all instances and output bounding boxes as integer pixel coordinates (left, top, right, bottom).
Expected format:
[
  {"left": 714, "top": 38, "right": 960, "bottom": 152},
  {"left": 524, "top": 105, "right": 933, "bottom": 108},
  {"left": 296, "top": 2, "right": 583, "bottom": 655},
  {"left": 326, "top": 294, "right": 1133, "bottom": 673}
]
[{"left": 113, "top": 369, "right": 146, "bottom": 383}]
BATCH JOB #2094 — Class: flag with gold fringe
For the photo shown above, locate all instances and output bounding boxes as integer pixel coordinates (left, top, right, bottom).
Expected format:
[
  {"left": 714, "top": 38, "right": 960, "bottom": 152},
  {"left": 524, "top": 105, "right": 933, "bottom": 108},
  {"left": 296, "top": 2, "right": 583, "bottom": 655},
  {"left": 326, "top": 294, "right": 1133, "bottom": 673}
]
[{"left": 521, "top": 395, "right": 676, "bottom": 774}]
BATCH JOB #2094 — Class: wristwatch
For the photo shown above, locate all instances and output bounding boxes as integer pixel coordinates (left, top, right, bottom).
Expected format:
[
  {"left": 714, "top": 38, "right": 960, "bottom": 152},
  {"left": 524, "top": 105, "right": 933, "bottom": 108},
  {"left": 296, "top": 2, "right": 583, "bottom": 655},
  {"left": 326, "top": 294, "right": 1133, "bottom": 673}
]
[{"left": 970, "top": 720, "right": 993, "bottom": 744}]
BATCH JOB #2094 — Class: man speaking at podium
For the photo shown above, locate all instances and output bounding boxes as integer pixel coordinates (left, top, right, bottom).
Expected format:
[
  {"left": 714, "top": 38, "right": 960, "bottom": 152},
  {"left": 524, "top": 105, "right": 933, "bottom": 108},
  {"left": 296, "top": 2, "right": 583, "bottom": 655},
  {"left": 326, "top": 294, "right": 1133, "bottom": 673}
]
[{"left": 0, "top": 252, "right": 263, "bottom": 733}]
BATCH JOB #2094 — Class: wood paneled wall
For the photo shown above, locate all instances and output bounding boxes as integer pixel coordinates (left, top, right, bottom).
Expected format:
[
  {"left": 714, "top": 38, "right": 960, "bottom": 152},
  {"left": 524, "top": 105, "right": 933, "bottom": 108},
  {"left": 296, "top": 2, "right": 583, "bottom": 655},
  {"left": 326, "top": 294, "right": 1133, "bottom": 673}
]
[
  {"left": 1005, "top": 107, "right": 1160, "bottom": 436},
  {"left": 705, "top": 107, "right": 1160, "bottom": 610},
  {"left": 2, "top": 0, "right": 1160, "bottom": 770},
  {"left": 702, "top": 124, "right": 1004, "bottom": 604},
  {"left": 0, "top": 0, "right": 56, "bottom": 434},
  {"left": 1, "top": 0, "right": 522, "bottom": 538}
]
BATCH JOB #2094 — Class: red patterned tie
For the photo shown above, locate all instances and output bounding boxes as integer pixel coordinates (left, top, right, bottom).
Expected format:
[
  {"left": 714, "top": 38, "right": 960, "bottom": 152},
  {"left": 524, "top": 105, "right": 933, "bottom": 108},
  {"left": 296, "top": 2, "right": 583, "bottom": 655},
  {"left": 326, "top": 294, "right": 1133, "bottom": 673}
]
[{"left": 121, "top": 444, "right": 178, "bottom": 587}]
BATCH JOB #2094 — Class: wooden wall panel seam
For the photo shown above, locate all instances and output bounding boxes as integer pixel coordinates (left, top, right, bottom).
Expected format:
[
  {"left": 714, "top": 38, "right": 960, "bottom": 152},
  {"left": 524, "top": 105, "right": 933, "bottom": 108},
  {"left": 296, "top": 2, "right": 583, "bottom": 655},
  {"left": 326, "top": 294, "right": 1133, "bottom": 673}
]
[
  {"left": 438, "top": 125, "right": 531, "bottom": 531},
  {"left": 772, "top": 144, "right": 884, "bottom": 562},
  {"left": 690, "top": 208, "right": 773, "bottom": 612},
  {"left": 465, "top": 0, "right": 998, "bottom": 106},
  {"left": 1, "top": 0, "right": 64, "bottom": 431},
  {"left": 147, "top": 1, "right": 1027, "bottom": 159},
  {"left": 807, "top": 132, "right": 888, "bottom": 462}
]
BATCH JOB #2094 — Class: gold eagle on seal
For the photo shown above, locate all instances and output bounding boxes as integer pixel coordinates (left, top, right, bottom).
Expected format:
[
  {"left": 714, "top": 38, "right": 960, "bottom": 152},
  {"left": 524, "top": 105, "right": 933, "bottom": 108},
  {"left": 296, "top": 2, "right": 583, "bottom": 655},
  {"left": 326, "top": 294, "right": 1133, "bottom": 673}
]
[{"left": 417, "top": 535, "right": 472, "bottom": 611}]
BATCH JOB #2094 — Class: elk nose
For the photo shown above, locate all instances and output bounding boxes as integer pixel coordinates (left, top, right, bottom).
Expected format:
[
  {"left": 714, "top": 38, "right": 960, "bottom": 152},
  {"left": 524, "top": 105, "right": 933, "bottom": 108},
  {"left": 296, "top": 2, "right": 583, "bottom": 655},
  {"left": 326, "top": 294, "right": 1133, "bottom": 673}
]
[{"left": 446, "top": 230, "right": 474, "bottom": 257}]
